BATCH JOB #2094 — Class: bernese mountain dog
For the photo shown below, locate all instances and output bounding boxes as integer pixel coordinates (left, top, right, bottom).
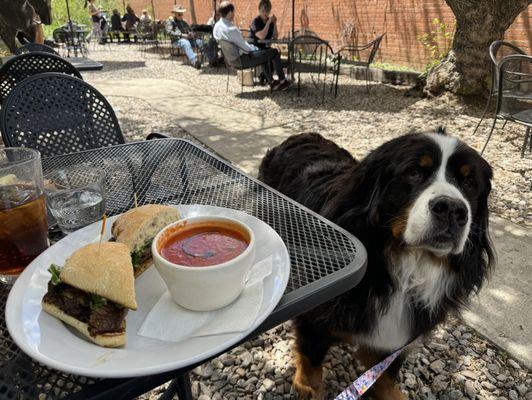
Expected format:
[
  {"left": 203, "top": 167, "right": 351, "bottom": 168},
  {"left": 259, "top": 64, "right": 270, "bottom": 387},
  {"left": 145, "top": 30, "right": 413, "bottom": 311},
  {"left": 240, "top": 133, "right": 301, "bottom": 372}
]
[{"left": 258, "top": 128, "right": 494, "bottom": 399}]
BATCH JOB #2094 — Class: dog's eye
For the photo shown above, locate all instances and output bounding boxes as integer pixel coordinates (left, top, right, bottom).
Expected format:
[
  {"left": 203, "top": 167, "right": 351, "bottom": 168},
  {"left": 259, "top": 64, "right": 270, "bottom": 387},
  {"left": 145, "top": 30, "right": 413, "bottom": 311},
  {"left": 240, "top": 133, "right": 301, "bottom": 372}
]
[
  {"left": 405, "top": 167, "right": 424, "bottom": 183},
  {"left": 462, "top": 176, "right": 476, "bottom": 190}
]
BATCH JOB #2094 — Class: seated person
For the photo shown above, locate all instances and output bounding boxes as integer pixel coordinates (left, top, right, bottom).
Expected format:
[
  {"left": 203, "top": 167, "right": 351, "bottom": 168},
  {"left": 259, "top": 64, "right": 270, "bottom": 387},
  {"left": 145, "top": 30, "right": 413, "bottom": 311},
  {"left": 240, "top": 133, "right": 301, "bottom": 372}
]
[
  {"left": 110, "top": 9, "right": 123, "bottom": 41},
  {"left": 98, "top": 8, "right": 109, "bottom": 44},
  {"left": 249, "top": 0, "right": 277, "bottom": 48},
  {"left": 140, "top": 9, "right": 152, "bottom": 24},
  {"left": 122, "top": 6, "right": 140, "bottom": 42},
  {"left": 213, "top": 1, "right": 290, "bottom": 91},
  {"left": 165, "top": 5, "right": 202, "bottom": 69},
  {"left": 249, "top": 0, "right": 278, "bottom": 84},
  {"left": 137, "top": 10, "right": 156, "bottom": 35}
]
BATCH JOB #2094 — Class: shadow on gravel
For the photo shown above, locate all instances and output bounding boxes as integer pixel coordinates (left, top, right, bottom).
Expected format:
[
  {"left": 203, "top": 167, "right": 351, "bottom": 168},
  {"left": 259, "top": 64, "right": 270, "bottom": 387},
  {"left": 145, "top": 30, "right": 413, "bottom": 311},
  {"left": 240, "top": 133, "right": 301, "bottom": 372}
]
[
  {"left": 101, "top": 61, "right": 147, "bottom": 71},
  {"left": 234, "top": 82, "right": 421, "bottom": 113}
]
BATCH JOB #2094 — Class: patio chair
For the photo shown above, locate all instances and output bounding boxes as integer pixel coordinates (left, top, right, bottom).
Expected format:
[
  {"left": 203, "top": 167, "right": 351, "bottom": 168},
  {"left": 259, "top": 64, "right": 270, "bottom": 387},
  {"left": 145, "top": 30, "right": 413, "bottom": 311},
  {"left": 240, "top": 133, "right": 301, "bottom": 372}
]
[
  {"left": 290, "top": 35, "right": 340, "bottom": 101},
  {"left": 0, "top": 73, "right": 124, "bottom": 158},
  {"left": 138, "top": 23, "right": 161, "bottom": 57},
  {"left": 335, "top": 33, "right": 385, "bottom": 93},
  {"left": 0, "top": 52, "right": 82, "bottom": 105},
  {"left": 53, "top": 28, "right": 88, "bottom": 58},
  {"left": 15, "top": 43, "right": 59, "bottom": 56},
  {"left": 480, "top": 54, "right": 532, "bottom": 157},
  {"left": 473, "top": 41, "right": 526, "bottom": 136},
  {"left": 218, "top": 39, "right": 272, "bottom": 93}
]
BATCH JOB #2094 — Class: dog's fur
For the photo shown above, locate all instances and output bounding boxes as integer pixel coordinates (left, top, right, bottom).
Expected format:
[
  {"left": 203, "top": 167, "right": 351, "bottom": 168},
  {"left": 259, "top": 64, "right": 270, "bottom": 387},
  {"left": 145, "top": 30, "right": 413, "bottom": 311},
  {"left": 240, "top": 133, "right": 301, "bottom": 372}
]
[{"left": 258, "top": 130, "right": 493, "bottom": 399}]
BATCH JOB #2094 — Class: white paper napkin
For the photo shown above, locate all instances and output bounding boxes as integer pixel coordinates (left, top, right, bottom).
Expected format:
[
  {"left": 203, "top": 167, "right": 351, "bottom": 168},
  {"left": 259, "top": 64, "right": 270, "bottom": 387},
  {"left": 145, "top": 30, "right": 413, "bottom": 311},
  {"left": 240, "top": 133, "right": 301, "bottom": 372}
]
[{"left": 137, "top": 256, "right": 273, "bottom": 342}]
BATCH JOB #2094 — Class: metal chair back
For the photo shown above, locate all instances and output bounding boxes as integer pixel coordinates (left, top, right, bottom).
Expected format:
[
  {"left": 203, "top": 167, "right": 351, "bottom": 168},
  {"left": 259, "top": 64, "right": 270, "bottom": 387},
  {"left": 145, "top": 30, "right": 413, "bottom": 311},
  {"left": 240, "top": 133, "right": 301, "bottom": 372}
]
[
  {"left": 336, "top": 34, "right": 385, "bottom": 67},
  {"left": 218, "top": 39, "right": 241, "bottom": 67},
  {"left": 52, "top": 28, "right": 69, "bottom": 45},
  {"left": 334, "top": 33, "right": 385, "bottom": 93},
  {"left": 0, "top": 52, "right": 82, "bottom": 105},
  {"left": 489, "top": 41, "right": 526, "bottom": 95},
  {"left": 290, "top": 35, "right": 339, "bottom": 100},
  {"left": 481, "top": 54, "right": 532, "bottom": 157},
  {"left": 0, "top": 73, "right": 124, "bottom": 158},
  {"left": 496, "top": 54, "right": 532, "bottom": 124},
  {"left": 15, "top": 43, "right": 59, "bottom": 56},
  {"left": 473, "top": 41, "right": 527, "bottom": 136}
]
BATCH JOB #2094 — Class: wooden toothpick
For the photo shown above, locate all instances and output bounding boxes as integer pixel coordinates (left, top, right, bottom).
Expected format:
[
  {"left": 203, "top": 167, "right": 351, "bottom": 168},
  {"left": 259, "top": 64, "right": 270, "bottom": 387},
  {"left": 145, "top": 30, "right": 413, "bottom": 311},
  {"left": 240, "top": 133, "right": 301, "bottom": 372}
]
[
  {"left": 98, "top": 214, "right": 107, "bottom": 253},
  {"left": 133, "top": 192, "right": 138, "bottom": 208}
]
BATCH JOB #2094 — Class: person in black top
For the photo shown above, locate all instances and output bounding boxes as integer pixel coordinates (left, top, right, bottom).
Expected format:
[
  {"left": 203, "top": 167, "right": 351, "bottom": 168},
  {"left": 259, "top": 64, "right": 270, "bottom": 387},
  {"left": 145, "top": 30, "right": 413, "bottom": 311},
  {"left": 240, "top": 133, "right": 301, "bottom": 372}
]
[
  {"left": 249, "top": 0, "right": 278, "bottom": 49},
  {"left": 122, "top": 5, "right": 140, "bottom": 42},
  {"left": 110, "top": 9, "right": 123, "bottom": 42},
  {"left": 249, "top": 0, "right": 278, "bottom": 85}
]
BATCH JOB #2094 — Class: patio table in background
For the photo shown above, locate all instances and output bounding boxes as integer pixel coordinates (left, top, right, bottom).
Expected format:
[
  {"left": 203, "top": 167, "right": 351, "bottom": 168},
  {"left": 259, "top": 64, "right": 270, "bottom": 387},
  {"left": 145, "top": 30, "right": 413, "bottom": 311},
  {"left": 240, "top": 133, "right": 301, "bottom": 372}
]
[
  {"left": 255, "top": 38, "right": 329, "bottom": 81},
  {"left": 0, "top": 138, "right": 367, "bottom": 400}
]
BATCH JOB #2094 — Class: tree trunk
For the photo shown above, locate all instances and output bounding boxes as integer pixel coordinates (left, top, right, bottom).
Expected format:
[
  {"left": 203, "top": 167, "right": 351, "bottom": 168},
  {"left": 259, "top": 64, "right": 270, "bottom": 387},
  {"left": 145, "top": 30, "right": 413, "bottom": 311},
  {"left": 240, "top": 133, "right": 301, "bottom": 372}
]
[
  {"left": 188, "top": 0, "right": 197, "bottom": 25},
  {"left": 425, "top": 0, "right": 531, "bottom": 97}
]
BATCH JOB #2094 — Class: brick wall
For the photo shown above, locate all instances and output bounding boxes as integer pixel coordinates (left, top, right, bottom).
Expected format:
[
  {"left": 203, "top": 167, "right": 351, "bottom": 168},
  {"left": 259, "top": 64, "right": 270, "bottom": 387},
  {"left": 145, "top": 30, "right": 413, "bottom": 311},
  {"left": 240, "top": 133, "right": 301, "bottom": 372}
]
[{"left": 130, "top": 0, "right": 531, "bottom": 70}]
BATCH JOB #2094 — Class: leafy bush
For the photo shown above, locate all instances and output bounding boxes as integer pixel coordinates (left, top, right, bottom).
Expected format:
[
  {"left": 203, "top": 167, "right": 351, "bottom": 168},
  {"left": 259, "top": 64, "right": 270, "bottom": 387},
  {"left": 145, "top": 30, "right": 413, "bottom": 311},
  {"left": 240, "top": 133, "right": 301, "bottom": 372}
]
[
  {"left": 44, "top": 0, "right": 123, "bottom": 36},
  {"left": 417, "top": 18, "right": 454, "bottom": 74}
]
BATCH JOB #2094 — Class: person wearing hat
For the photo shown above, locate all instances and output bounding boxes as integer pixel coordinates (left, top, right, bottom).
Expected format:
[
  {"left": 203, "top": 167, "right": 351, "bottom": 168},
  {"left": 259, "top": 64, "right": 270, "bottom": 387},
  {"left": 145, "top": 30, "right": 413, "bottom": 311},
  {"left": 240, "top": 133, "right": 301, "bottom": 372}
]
[{"left": 165, "top": 5, "right": 202, "bottom": 69}]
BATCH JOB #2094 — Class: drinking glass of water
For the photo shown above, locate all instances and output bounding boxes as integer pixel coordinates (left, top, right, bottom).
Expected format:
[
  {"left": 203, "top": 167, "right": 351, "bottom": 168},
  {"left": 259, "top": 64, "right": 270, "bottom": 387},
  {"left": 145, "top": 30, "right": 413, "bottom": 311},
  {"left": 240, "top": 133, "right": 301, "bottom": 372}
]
[{"left": 45, "top": 167, "right": 106, "bottom": 234}]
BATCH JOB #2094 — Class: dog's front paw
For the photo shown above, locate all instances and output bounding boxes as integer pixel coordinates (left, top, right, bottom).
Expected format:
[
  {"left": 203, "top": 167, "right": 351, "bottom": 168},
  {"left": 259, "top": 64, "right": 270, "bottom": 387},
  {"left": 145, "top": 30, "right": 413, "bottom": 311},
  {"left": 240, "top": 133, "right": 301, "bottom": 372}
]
[{"left": 292, "top": 368, "right": 323, "bottom": 399}]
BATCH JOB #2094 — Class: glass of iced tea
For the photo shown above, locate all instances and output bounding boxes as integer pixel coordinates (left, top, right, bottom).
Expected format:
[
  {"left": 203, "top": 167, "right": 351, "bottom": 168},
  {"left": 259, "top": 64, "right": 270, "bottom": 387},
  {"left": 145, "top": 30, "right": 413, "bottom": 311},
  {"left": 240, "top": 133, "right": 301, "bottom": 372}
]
[{"left": 0, "top": 148, "right": 49, "bottom": 285}]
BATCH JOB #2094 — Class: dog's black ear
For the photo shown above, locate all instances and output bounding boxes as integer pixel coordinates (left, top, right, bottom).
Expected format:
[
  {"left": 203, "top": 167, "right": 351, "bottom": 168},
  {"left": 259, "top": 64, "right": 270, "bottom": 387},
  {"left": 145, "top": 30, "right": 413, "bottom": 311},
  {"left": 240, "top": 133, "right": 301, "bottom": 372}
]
[
  {"left": 321, "top": 150, "right": 385, "bottom": 230},
  {"left": 436, "top": 126, "right": 447, "bottom": 135}
]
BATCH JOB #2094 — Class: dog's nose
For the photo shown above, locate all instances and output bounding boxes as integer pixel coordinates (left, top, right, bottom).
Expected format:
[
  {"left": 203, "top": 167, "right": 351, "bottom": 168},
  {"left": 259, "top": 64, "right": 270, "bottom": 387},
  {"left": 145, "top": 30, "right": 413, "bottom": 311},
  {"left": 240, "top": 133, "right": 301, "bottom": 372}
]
[{"left": 429, "top": 196, "right": 468, "bottom": 227}]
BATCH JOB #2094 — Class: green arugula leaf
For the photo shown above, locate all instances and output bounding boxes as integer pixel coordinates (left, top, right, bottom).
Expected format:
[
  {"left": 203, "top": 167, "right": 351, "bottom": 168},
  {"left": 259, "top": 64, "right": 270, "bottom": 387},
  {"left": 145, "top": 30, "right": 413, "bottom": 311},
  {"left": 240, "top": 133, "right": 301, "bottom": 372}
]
[
  {"left": 47, "top": 264, "right": 62, "bottom": 285},
  {"left": 131, "top": 249, "right": 142, "bottom": 267},
  {"left": 90, "top": 294, "right": 107, "bottom": 310}
]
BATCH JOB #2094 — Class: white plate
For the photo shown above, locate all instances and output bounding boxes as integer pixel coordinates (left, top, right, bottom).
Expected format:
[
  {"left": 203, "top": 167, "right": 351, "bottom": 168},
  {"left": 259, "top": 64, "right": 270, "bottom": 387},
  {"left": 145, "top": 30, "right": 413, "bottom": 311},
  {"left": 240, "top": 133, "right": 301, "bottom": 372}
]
[{"left": 6, "top": 205, "right": 290, "bottom": 378}]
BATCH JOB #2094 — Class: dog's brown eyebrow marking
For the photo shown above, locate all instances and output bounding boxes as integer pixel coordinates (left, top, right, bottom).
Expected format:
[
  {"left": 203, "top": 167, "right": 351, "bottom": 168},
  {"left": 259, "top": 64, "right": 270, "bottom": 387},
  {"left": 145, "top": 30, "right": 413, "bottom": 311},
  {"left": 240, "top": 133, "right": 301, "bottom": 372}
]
[
  {"left": 419, "top": 155, "right": 433, "bottom": 168},
  {"left": 460, "top": 164, "right": 472, "bottom": 176}
]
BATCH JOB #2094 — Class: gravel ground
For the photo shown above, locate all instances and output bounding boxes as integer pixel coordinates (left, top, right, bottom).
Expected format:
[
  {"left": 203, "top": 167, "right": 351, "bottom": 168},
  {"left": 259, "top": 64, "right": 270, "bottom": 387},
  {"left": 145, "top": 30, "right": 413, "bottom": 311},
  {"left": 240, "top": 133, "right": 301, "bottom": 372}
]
[
  {"left": 79, "top": 47, "right": 532, "bottom": 399},
  {"left": 137, "top": 317, "right": 531, "bottom": 400}
]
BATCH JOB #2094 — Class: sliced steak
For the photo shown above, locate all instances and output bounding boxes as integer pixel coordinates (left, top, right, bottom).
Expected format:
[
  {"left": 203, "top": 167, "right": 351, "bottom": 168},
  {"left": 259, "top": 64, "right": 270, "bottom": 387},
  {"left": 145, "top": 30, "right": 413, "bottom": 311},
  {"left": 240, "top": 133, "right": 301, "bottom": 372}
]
[{"left": 88, "top": 303, "right": 127, "bottom": 336}]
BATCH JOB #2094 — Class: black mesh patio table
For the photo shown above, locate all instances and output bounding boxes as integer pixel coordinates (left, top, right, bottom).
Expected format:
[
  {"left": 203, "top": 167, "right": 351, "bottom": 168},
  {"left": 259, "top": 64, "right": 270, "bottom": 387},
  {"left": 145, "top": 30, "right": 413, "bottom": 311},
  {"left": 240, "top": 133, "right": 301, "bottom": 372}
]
[{"left": 0, "top": 138, "right": 367, "bottom": 399}]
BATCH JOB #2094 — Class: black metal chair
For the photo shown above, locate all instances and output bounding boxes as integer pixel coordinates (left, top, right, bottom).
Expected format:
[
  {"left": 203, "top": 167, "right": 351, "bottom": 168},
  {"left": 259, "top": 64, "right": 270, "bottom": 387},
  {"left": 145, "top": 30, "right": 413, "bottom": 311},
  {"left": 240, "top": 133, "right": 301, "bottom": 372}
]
[
  {"left": 0, "top": 73, "right": 125, "bottom": 158},
  {"left": 15, "top": 43, "right": 59, "bottom": 56},
  {"left": 290, "top": 35, "right": 340, "bottom": 101},
  {"left": 53, "top": 27, "right": 88, "bottom": 58},
  {"left": 473, "top": 41, "right": 527, "bottom": 136},
  {"left": 0, "top": 52, "right": 82, "bottom": 105},
  {"left": 335, "top": 33, "right": 385, "bottom": 93},
  {"left": 218, "top": 39, "right": 272, "bottom": 93},
  {"left": 480, "top": 54, "right": 532, "bottom": 157},
  {"left": 138, "top": 22, "right": 161, "bottom": 57}
]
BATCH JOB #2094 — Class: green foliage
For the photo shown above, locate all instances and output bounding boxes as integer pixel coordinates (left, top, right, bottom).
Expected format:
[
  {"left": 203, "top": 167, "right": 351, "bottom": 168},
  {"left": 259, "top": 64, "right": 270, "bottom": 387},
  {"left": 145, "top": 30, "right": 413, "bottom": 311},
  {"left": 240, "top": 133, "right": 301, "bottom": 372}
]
[
  {"left": 370, "top": 61, "right": 420, "bottom": 73},
  {"left": 44, "top": 0, "right": 123, "bottom": 37},
  {"left": 417, "top": 18, "right": 454, "bottom": 74}
]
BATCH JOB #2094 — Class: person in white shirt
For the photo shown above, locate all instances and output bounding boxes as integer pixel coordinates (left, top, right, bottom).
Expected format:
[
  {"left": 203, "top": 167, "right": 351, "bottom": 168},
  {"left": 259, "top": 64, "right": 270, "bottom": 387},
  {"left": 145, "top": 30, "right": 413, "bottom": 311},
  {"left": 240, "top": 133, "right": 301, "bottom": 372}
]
[{"left": 213, "top": 1, "right": 290, "bottom": 91}]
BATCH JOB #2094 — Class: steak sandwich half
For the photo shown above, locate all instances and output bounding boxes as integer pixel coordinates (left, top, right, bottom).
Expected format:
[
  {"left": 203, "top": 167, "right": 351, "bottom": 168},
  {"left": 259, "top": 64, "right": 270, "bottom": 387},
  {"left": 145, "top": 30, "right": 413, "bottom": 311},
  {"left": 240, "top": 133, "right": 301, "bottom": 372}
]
[
  {"left": 42, "top": 242, "right": 137, "bottom": 348},
  {"left": 111, "top": 204, "right": 180, "bottom": 277}
]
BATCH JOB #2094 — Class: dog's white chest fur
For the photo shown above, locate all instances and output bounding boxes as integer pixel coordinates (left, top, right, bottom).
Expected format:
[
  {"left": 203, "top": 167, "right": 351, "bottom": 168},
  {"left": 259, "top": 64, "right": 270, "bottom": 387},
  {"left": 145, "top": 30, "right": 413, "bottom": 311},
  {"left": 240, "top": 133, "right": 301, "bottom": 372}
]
[{"left": 360, "top": 251, "right": 454, "bottom": 352}]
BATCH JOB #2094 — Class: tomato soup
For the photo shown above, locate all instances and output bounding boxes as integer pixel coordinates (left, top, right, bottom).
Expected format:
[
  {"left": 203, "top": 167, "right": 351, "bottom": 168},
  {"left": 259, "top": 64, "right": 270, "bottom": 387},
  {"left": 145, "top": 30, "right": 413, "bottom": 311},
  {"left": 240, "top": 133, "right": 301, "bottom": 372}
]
[{"left": 160, "top": 224, "right": 249, "bottom": 267}]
